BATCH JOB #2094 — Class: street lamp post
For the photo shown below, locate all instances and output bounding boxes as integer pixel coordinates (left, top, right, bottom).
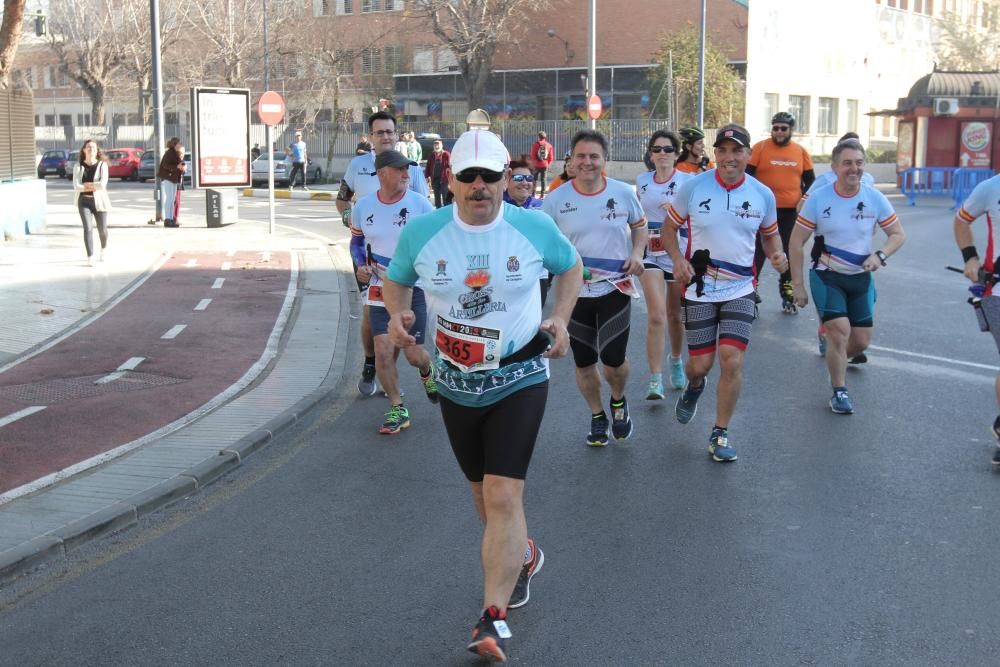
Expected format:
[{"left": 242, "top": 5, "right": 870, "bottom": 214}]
[
  {"left": 546, "top": 28, "right": 574, "bottom": 64},
  {"left": 150, "top": 0, "right": 165, "bottom": 220},
  {"left": 697, "top": 0, "right": 706, "bottom": 128},
  {"left": 587, "top": 0, "right": 596, "bottom": 130}
]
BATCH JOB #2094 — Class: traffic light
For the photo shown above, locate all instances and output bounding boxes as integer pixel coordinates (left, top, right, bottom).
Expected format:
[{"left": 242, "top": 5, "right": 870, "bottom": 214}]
[{"left": 34, "top": 15, "right": 46, "bottom": 37}]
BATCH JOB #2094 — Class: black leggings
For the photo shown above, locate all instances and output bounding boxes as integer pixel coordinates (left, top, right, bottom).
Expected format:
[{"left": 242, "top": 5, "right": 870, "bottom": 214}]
[
  {"left": 754, "top": 207, "right": 797, "bottom": 291},
  {"left": 77, "top": 196, "right": 108, "bottom": 257},
  {"left": 568, "top": 291, "right": 632, "bottom": 368},
  {"left": 439, "top": 382, "right": 548, "bottom": 482}
]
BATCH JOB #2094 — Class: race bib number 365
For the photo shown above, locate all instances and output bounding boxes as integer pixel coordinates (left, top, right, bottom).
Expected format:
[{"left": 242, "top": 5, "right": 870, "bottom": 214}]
[{"left": 435, "top": 316, "right": 503, "bottom": 373}]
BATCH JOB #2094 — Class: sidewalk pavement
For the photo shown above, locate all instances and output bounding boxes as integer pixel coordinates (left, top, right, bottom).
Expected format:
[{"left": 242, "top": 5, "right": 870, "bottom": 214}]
[
  {"left": 0, "top": 198, "right": 354, "bottom": 583},
  {"left": 242, "top": 182, "right": 339, "bottom": 201}
]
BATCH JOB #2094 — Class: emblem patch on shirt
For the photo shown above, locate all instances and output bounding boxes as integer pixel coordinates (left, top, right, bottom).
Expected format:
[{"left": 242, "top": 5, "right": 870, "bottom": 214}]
[
  {"left": 603, "top": 198, "right": 618, "bottom": 220},
  {"left": 698, "top": 198, "right": 712, "bottom": 212},
  {"left": 852, "top": 202, "right": 875, "bottom": 221},
  {"left": 436, "top": 259, "right": 448, "bottom": 276},
  {"left": 731, "top": 201, "right": 763, "bottom": 220},
  {"left": 507, "top": 256, "right": 520, "bottom": 272},
  {"left": 393, "top": 207, "right": 410, "bottom": 227}
]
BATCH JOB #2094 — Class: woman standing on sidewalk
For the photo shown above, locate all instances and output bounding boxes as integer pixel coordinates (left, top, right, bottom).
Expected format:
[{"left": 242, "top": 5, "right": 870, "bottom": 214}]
[
  {"left": 72, "top": 139, "right": 112, "bottom": 266},
  {"left": 157, "top": 138, "right": 186, "bottom": 227}
]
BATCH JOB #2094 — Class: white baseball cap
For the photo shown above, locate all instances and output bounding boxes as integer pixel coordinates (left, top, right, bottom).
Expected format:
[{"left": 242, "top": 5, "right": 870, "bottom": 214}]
[{"left": 450, "top": 130, "right": 510, "bottom": 175}]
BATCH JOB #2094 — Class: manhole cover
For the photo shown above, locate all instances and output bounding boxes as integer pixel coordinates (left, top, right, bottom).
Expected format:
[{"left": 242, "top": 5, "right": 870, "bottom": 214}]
[{"left": 0, "top": 371, "right": 187, "bottom": 404}]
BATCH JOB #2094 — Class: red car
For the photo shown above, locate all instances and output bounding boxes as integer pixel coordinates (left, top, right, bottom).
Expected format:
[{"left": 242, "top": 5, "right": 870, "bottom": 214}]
[{"left": 105, "top": 147, "right": 144, "bottom": 181}]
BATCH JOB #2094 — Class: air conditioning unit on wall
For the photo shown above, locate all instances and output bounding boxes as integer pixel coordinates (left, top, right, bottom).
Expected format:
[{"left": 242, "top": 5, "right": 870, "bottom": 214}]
[{"left": 934, "top": 98, "right": 960, "bottom": 116}]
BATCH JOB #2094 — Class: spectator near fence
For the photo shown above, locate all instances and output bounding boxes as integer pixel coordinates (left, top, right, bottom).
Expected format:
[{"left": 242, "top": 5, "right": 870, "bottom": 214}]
[{"left": 530, "top": 131, "right": 555, "bottom": 198}]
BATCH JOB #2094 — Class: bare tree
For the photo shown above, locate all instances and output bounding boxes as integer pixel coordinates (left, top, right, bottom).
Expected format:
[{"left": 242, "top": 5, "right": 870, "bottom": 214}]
[
  {"left": 935, "top": 3, "right": 1000, "bottom": 70},
  {"left": 45, "top": 0, "right": 139, "bottom": 125},
  {"left": 184, "top": 0, "right": 299, "bottom": 88},
  {"left": 0, "top": 0, "right": 27, "bottom": 89},
  {"left": 412, "top": 0, "right": 553, "bottom": 113},
  {"left": 118, "top": 0, "right": 187, "bottom": 123}
]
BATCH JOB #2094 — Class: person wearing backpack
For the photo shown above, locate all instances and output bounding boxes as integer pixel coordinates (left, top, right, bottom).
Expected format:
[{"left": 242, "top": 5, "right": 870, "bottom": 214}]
[{"left": 530, "top": 131, "right": 555, "bottom": 198}]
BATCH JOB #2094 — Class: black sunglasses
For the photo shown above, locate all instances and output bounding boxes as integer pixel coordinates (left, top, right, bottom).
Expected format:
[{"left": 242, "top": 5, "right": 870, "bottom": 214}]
[
  {"left": 455, "top": 168, "right": 505, "bottom": 183},
  {"left": 649, "top": 146, "right": 677, "bottom": 154},
  {"left": 772, "top": 125, "right": 791, "bottom": 132}
]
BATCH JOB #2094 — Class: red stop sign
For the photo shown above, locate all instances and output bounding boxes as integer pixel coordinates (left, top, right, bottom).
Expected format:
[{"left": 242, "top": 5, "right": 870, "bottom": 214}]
[
  {"left": 258, "top": 91, "right": 285, "bottom": 125},
  {"left": 587, "top": 95, "right": 603, "bottom": 120}
]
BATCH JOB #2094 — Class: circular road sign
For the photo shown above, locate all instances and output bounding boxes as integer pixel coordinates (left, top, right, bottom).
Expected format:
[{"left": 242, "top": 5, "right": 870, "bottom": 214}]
[
  {"left": 587, "top": 95, "right": 602, "bottom": 120},
  {"left": 258, "top": 91, "right": 285, "bottom": 125}
]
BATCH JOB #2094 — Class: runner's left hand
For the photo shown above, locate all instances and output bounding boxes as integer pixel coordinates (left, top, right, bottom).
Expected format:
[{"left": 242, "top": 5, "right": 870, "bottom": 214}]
[
  {"left": 540, "top": 317, "right": 569, "bottom": 359},
  {"left": 388, "top": 310, "right": 416, "bottom": 348},
  {"left": 769, "top": 251, "right": 788, "bottom": 273},
  {"left": 623, "top": 255, "right": 645, "bottom": 277},
  {"left": 862, "top": 255, "right": 881, "bottom": 272}
]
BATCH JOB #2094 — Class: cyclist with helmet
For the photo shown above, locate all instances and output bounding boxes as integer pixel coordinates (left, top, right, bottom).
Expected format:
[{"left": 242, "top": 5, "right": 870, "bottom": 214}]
[
  {"left": 676, "top": 127, "right": 715, "bottom": 174},
  {"left": 746, "top": 111, "right": 816, "bottom": 314}
]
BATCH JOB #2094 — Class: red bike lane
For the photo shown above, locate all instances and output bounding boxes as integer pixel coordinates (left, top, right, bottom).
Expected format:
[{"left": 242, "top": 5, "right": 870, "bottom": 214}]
[{"left": 0, "top": 250, "right": 292, "bottom": 495}]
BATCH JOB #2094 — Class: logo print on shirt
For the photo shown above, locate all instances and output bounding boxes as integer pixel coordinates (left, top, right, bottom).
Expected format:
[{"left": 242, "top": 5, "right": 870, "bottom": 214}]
[
  {"left": 436, "top": 259, "right": 448, "bottom": 276},
  {"left": 452, "top": 269, "right": 506, "bottom": 319},
  {"left": 640, "top": 183, "right": 648, "bottom": 194},
  {"left": 732, "top": 201, "right": 762, "bottom": 220},
  {"left": 666, "top": 181, "right": 677, "bottom": 194},
  {"left": 507, "top": 256, "right": 520, "bottom": 272},
  {"left": 560, "top": 201, "right": 578, "bottom": 213},
  {"left": 852, "top": 202, "right": 874, "bottom": 221},
  {"left": 365, "top": 213, "right": 375, "bottom": 226},
  {"left": 603, "top": 198, "right": 618, "bottom": 220},
  {"left": 698, "top": 198, "right": 712, "bottom": 212},
  {"left": 393, "top": 207, "right": 409, "bottom": 227},
  {"left": 822, "top": 206, "right": 832, "bottom": 218},
  {"left": 467, "top": 254, "right": 490, "bottom": 270}
]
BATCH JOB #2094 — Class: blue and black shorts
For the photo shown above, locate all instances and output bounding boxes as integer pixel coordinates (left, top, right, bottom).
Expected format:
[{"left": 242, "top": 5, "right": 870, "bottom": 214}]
[{"left": 809, "top": 269, "right": 875, "bottom": 327}]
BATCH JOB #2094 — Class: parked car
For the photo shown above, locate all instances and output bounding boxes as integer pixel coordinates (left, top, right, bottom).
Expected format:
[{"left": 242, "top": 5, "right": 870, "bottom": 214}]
[
  {"left": 137, "top": 150, "right": 191, "bottom": 185},
  {"left": 250, "top": 151, "right": 323, "bottom": 187},
  {"left": 105, "top": 147, "right": 144, "bottom": 181},
  {"left": 37, "top": 149, "right": 74, "bottom": 179},
  {"left": 137, "top": 150, "right": 156, "bottom": 182}
]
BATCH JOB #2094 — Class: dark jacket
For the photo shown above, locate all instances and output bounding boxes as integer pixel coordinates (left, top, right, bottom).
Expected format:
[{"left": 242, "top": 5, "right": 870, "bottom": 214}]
[
  {"left": 157, "top": 149, "right": 184, "bottom": 183},
  {"left": 424, "top": 149, "right": 452, "bottom": 184}
]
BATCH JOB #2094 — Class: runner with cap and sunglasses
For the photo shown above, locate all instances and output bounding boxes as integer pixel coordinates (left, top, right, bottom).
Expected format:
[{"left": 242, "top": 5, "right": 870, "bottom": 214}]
[
  {"left": 337, "top": 112, "right": 429, "bottom": 398},
  {"left": 383, "top": 129, "right": 582, "bottom": 662},
  {"left": 664, "top": 124, "right": 784, "bottom": 463},
  {"left": 543, "top": 129, "right": 647, "bottom": 447},
  {"left": 349, "top": 149, "right": 437, "bottom": 434}
]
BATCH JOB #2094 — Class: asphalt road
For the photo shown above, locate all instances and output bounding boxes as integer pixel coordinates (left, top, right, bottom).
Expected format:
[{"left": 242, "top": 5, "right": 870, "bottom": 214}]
[{"left": 2, "top": 185, "right": 999, "bottom": 665}]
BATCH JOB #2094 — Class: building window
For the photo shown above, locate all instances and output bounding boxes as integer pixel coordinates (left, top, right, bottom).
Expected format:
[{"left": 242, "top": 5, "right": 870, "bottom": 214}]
[
  {"left": 788, "top": 95, "right": 810, "bottom": 133},
  {"left": 34, "top": 114, "right": 39, "bottom": 126},
  {"left": 384, "top": 46, "right": 404, "bottom": 74},
  {"left": 762, "top": 92, "right": 778, "bottom": 133},
  {"left": 413, "top": 47, "right": 434, "bottom": 74},
  {"left": 335, "top": 50, "right": 354, "bottom": 75},
  {"left": 336, "top": 0, "right": 354, "bottom": 14},
  {"left": 59, "top": 114, "right": 71, "bottom": 126},
  {"left": 613, "top": 94, "right": 642, "bottom": 119},
  {"left": 846, "top": 99, "right": 859, "bottom": 133},
  {"left": 817, "top": 97, "right": 838, "bottom": 134},
  {"left": 317, "top": 0, "right": 331, "bottom": 15},
  {"left": 361, "top": 47, "right": 381, "bottom": 74}
]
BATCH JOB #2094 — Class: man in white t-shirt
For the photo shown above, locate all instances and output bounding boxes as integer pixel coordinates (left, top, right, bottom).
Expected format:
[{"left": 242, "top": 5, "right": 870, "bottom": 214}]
[{"left": 664, "top": 124, "right": 785, "bottom": 463}]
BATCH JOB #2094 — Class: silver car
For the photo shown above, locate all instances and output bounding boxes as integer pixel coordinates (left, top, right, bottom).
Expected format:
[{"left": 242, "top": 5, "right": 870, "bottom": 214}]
[{"left": 250, "top": 151, "right": 322, "bottom": 187}]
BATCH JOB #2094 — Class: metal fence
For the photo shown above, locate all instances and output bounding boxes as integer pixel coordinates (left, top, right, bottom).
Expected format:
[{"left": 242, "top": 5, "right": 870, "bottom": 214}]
[{"left": 34, "top": 118, "right": 692, "bottom": 170}]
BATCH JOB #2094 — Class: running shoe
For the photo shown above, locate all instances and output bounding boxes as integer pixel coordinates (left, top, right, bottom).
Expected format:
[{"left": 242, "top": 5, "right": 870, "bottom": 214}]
[
  {"left": 675, "top": 379, "right": 707, "bottom": 424},
  {"left": 818, "top": 332, "right": 827, "bottom": 357},
  {"left": 708, "top": 428, "right": 738, "bottom": 462},
  {"left": 587, "top": 412, "right": 609, "bottom": 447},
  {"left": 508, "top": 539, "right": 544, "bottom": 609},
  {"left": 610, "top": 396, "right": 633, "bottom": 440},
  {"left": 358, "top": 363, "right": 377, "bottom": 397},
  {"left": 669, "top": 356, "right": 686, "bottom": 390},
  {"left": 468, "top": 606, "right": 511, "bottom": 662},
  {"left": 830, "top": 389, "right": 854, "bottom": 415},
  {"left": 421, "top": 369, "right": 439, "bottom": 404},
  {"left": 646, "top": 374, "right": 665, "bottom": 400},
  {"left": 780, "top": 280, "right": 797, "bottom": 314},
  {"left": 993, "top": 415, "right": 1000, "bottom": 440},
  {"left": 378, "top": 404, "right": 410, "bottom": 434},
  {"left": 849, "top": 352, "right": 868, "bottom": 365}
]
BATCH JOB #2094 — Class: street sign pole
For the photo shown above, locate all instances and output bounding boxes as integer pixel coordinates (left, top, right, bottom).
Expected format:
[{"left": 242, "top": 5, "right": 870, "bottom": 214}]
[
  {"left": 149, "top": 0, "right": 166, "bottom": 221},
  {"left": 266, "top": 124, "right": 274, "bottom": 235},
  {"left": 587, "top": 0, "right": 596, "bottom": 130}
]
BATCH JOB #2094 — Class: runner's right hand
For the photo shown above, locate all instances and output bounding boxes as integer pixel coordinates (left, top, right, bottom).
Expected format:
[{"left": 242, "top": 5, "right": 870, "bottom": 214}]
[
  {"left": 355, "top": 265, "right": 373, "bottom": 283},
  {"left": 672, "top": 257, "right": 694, "bottom": 286},
  {"left": 965, "top": 256, "right": 982, "bottom": 284},
  {"left": 792, "top": 283, "right": 809, "bottom": 308},
  {"left": 388, "top": 311, "right": 417, "bottom": 348}
]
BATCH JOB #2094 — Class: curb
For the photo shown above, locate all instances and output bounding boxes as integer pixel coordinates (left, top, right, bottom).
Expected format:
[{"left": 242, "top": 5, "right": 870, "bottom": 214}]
[
  {"left": 0, "top": 244, "right": 355, "bottom": 585},
  {"left": 241, "top": 188, "right": 335, "bottom": 201}
]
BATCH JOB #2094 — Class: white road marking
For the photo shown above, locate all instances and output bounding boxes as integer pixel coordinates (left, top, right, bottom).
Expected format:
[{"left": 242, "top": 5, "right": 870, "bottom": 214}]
[
  {"left": 184, "top": 258, "right": 198, "bottom": 267},
  {"left": 0, "top": 406, "right": 46, "bottom": 428},
  {"left": 868, "top": 344, "right": 1000, "bottom": 372},
  {"left": 221, "top": 261, "right": 232, "bottom": 271},
  {"left": 212, "top": 278, "right": 225, "bottom": 289},
  {"left": 161, "top": 324, "right": 187, "bottom": 339},
  {"left": 194, "top": 298, "right": 212, "bottom": 311},
  {"left": 95, "top": 355, "right": 145, "bottom": 384}
]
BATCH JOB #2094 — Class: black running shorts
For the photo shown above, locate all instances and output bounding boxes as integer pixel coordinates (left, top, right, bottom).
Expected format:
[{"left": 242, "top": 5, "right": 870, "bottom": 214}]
[
  {"left": 438, "top": 382, "right": 548, "bottom": 482},
  {"left": 568, "top": 290, "right": 631, "bottom": 368}
]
